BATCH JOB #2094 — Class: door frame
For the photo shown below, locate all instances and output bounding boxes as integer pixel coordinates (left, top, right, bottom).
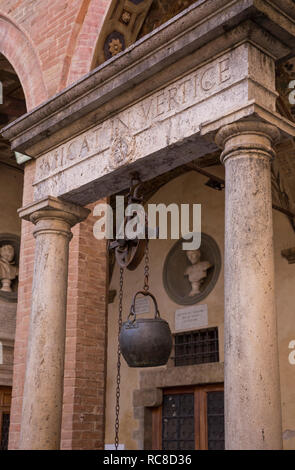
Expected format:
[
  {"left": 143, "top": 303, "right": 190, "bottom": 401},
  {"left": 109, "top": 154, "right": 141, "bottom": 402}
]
[
  {"left": 152, "top": 383, "right": 224, "bottom": 450},
  {"left": 0, "top": 386, "right": 12, "bottom": 450}
]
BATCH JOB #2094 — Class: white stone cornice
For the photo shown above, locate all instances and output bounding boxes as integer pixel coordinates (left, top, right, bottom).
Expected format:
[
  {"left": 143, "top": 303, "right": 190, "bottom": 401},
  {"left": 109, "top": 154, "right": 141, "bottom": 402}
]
[{"left": 201, "top": 101, "right": 295, "bottom": 140}]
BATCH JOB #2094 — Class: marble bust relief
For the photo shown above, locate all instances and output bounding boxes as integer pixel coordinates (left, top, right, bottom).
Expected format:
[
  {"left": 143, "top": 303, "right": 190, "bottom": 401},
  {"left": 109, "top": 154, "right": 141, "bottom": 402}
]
[
  {"left": 163, "top": 234, "right": 221, "bottom": 305},
  {"left": 185, "top": 249, "right": 212, "bottom": 297},
  {"left": 0, "top": 244, "right": 19, "bottom": 292},
  {"left": 0, "top": 235, "right": 20, "bottom": 302}
]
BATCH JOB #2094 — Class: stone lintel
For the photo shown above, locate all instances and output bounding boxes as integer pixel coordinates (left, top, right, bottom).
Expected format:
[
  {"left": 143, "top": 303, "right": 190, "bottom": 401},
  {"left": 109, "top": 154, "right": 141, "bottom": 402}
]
[
  {"left": 139, "top": 362, "right": 224, "bottom": 390},
  {"left": 0, "top": 335, "right": 15, "bottom": 346},
  {"left": 18, "top": 196, "right": 90, "bottom": 224},
  {"left": 1, "top": 0, "right": 294, "bottom": 156}
]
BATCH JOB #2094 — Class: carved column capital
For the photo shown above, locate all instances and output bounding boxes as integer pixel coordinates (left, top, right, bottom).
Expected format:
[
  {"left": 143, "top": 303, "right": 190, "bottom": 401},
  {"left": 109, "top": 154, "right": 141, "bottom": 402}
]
[
  {"left": 215, "top": 120, "right": 281, "bottom": 164},
  {"left": 18, "top": 196, "right": 90, "bottom": 240}
]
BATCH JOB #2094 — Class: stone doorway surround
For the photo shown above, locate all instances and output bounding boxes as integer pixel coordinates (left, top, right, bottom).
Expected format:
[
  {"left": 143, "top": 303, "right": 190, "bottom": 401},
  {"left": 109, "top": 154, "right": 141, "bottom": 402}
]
[
  {"left": 133, "top": 362, "right": 224, "bottom": 450},
  {"left": 2, "top": 0, "right": 295, "bottom": 450}
]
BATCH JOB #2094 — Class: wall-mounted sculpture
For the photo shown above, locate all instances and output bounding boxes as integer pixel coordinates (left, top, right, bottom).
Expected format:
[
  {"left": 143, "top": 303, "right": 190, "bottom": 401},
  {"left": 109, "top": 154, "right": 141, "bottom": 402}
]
[
  {"left": 163, "top": 233, "right": 221, "bottom": 305},
  {"left": 185, "top": 249, "right": 212, "bottom": 297},
  {"left": 0, "top": 235, "right": 20, "bottom": 302}
]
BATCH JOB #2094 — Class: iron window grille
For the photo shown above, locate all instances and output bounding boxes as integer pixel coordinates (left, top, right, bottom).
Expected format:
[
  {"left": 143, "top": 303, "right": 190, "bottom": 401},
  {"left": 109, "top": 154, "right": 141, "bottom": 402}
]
[
  {"left": 156, "top": 387, "right": 225, "bottom": 450},
  {"left": 173, "top": 327, "right": 219, "bottom": 367},
  {"left": 162, "top": 393, "right": 195, "bottom": 450}
]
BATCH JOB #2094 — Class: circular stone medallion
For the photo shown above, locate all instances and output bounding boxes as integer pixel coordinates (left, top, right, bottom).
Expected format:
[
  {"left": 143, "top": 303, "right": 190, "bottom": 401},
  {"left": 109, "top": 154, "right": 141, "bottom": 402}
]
[{"left": 163, "top": 233, "right": 221, "bottom": 305}]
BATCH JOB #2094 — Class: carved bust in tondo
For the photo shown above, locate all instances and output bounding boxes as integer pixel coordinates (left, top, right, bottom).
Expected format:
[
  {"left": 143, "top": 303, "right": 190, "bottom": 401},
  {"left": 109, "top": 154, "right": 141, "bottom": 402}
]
[
  {"left": 0, "top": 244, "right": 19, "bottom": 292},
  {"left": 163, "top": 234, "right": 221, "bottom": 305},
  {"left": 184, "top": 249, "right": 212, "bottom": 297}
]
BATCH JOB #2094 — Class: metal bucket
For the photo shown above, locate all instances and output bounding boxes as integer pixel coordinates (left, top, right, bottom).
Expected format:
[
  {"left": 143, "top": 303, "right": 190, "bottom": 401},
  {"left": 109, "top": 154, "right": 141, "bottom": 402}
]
[{"left": 119, "top": 291, "right": 172, "bottom": 368}]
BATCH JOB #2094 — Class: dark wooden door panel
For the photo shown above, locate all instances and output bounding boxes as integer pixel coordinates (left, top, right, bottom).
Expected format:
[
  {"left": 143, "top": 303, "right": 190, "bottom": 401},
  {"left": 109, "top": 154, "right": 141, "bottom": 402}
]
[
  {"left": 152, "top": 384, "right": 224, "bottom": 450},
  {"left": 0, "top": 387, "right": 11, "bottom": 451}
]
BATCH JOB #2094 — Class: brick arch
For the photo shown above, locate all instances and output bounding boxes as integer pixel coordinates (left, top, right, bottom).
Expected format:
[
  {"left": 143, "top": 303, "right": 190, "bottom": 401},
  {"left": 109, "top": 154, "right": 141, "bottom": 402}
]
[
  {"left": 66, "top": 0, "right": 112, "bottom": 86},
  {"left": 0, "top": 12, "right": 47, "bottom": 110}
]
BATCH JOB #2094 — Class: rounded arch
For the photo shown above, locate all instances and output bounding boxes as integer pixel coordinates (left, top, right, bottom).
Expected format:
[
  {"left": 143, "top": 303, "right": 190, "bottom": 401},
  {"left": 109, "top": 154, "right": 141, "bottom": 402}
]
[
  {"left": 0, "top": 12, "right": 47, "bottom": 110},
  {"left": 66, "top": 0, "right": 112, "bottom": 86}
]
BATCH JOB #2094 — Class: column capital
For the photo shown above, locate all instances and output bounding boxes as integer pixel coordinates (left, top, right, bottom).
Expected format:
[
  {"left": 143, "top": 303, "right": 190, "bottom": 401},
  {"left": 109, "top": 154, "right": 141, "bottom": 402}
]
[
  {"left": 18, "top": 196, "right": 90, "bottom": 239},
  {"left": 215, "top": 120, "right": 281, "bottom": 165}
]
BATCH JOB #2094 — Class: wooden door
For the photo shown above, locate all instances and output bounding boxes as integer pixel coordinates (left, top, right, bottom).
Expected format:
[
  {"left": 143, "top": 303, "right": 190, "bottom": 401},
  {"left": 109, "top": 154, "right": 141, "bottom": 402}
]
[
  {"left": 0, "top": 387, "right": 11, "bottom": 450},
  {"left": 152, "top": 384, "right": 224, "bottom": 450}
]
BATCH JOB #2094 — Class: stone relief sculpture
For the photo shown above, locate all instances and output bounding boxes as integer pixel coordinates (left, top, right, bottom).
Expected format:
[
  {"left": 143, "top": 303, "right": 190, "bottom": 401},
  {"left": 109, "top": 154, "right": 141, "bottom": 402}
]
[
  {"left": 163, "top": 234, "right": 221, "bottom": 305},
  {"left": 0, "top": 244, "right": 19, "bottom": 292},
  {"left": 184, "top": 250, "right": 212, "bottom": 296}
]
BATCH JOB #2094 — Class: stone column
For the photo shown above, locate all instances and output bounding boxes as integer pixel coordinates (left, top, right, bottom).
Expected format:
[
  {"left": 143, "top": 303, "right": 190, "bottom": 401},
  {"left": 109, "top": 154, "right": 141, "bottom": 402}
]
[
  {"left": 18, "top": 197, "right": 90, "bottom": 450},
  {"left": 216, "top": 121, "right": 282, "bottom": 450}
]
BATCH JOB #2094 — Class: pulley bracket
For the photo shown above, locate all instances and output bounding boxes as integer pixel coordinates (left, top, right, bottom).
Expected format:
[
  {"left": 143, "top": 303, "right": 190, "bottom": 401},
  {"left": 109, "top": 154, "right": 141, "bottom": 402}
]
[{"left": 109, "top": 174, "right": 148, "bottom": 270}]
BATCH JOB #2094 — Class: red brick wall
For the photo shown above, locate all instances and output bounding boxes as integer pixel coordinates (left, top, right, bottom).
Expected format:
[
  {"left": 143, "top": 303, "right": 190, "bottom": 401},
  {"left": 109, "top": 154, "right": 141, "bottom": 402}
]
[
  {"left": 67, "top": 0, "right": 110, "bottom": 86},
  {"left": 0, "top": 0, "right": 111, "bottom": 103},
  {"left": 61, "top": 206, "right": 108, "bottom": 450},
  {"left": 9, "top": 191, "right": 109, "bottom": 450},
  {"left": 1, "top": 0, "right": 111, "bottom": 450}
]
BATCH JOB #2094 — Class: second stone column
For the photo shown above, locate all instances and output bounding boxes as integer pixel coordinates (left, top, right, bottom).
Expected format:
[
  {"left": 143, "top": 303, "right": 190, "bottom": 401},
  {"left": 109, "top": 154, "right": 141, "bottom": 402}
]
[{"left": 216, "top": 121, "right": 282, "bottom": 450}]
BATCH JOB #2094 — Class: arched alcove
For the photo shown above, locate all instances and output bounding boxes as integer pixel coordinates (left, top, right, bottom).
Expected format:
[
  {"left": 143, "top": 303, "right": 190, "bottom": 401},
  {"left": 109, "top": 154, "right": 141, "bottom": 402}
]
[
  {"left": 0, "top": 13, "right": 47, "bottom": 110},
  {"left": 0, "top": 17, "right": 40, "bottom": 447}
]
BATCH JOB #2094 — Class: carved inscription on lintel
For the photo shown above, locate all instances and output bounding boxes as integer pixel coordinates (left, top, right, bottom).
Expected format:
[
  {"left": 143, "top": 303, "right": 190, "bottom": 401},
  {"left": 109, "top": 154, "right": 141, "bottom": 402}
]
[{"left": 35, "top": 54, "right": 233, "bottom": 187}]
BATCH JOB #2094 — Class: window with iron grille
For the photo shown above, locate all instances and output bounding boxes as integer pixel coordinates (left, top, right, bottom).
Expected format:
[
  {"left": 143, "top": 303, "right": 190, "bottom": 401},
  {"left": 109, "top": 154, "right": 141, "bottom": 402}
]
[
  {"left": 173, "top": 327, "right": 219, "bottom": 366},
  {"left": 162, "top": 393, "right": 195, "bottom": 450},
  {"left": 207, "top": 391, "right": 225, "bottom": 450}
]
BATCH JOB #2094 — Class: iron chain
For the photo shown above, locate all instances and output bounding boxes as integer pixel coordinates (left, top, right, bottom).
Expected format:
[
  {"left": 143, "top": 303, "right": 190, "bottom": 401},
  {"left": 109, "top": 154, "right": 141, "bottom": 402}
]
[
  {"left": 143, "top": 240, "right": 150, "bottom": 292},
  {"left": 115, "top": 267, "right": 124, "bottom": 450}
]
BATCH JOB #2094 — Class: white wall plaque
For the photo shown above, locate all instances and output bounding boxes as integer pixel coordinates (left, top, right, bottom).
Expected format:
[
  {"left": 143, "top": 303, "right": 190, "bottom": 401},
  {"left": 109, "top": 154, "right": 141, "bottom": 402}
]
[
  {"left": 105, "top": 444, "right": 125, "bottom": 450},
  {"left": 135, "top": 296, "right": 150, "bottom": 315},
  {"left": 175, "top": 304, "right": 208, "bottom": 332}
]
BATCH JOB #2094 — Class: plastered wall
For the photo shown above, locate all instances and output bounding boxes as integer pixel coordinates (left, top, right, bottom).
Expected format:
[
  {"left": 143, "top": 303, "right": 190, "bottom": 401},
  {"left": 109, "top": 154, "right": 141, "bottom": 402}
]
[
  {"left": 106, "top": 168, "right": 295, "bottom": 450},
  {"left": 0, "top": 164, "right": 23, "bottom": 387}
]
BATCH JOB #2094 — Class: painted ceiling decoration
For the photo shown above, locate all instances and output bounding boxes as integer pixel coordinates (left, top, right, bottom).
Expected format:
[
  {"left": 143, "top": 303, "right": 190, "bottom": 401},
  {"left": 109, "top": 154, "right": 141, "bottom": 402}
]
[
  {"left": 92, "top": 0, "right": 197, "bottom": 67},
  {"left": 92, "top": 0, "right": 153, "bottom": 66},
  {"left": 137, "top": 0, "right": 197, "bottom": 40}
]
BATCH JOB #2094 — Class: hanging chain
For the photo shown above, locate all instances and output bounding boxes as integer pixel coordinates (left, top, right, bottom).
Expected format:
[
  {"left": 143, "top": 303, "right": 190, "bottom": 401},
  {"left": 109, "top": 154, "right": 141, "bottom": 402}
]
[
  {"left": 115, "top": 267, "right": 124, "bottom": 450},
  {"left": 143, "top": 240, "right": 150, "bottom": 292}
]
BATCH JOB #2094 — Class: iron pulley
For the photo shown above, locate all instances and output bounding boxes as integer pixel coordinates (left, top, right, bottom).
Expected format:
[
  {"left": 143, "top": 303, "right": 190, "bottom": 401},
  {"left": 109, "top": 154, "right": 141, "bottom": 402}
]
[{"left": 109, "top": 175, "right": 147, "bottom": 271}]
